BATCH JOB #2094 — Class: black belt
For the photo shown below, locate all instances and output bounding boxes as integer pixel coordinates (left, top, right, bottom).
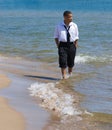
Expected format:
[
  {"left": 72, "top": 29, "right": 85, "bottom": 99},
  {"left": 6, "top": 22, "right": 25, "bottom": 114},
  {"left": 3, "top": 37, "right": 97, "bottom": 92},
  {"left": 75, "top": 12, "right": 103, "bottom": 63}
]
[
  {"left": 59, "top": 41, "right": 74, "bottom": 47},
  {"left": 60, "top": 41, "right": 74, "bottom": 44}
]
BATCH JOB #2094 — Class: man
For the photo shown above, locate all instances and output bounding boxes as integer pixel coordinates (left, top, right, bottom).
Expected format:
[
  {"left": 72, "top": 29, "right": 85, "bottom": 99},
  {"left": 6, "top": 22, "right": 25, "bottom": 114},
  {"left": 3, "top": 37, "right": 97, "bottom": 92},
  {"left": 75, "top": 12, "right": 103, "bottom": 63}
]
[{"left": 54, "top": 10, "right": 79, "bottom": 79}]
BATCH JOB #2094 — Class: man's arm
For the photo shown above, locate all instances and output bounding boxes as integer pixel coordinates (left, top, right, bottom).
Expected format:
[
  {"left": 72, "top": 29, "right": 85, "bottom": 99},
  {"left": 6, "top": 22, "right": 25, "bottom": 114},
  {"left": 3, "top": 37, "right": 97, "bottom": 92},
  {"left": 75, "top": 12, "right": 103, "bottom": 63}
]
[
  {"left": 74, "top": 39, "right": 78, "bottom": 48},
  {"left": 73, "top": 23, "right": 79, "bottom": 48},
  {"left": 55, "top": 38, "right": 59, "bottom": 48}
]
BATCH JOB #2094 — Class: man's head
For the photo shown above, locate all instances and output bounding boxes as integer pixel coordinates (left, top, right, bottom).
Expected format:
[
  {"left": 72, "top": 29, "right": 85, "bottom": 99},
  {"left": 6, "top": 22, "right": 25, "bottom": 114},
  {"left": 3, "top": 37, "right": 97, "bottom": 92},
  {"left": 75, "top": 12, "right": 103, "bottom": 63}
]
[{"left": 63, "top": 10, "right": 73, "bottom": 24}]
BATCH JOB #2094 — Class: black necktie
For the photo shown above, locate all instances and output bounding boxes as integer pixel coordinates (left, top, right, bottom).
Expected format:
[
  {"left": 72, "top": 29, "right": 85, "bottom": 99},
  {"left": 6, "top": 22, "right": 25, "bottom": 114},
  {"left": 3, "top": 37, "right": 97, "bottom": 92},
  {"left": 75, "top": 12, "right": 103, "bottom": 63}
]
[{"left": 64, "top": 25, "right": 70, "bottom": 43}]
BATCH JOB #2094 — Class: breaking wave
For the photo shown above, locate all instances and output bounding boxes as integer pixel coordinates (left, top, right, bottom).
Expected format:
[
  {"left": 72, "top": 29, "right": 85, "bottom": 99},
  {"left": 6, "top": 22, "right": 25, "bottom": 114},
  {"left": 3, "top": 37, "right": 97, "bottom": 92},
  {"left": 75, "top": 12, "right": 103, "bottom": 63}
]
[
  {"left": 75, "top": 55, "right": 112, "bottom": 64},
  {"left": 28, "top": 82, "right": 82, "bottom": 117}
]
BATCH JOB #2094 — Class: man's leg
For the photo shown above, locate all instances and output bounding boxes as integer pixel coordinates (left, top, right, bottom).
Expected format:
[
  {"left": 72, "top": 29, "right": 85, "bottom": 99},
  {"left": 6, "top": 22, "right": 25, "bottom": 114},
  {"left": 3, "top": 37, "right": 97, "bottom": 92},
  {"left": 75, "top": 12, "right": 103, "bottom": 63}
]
[
  {"left": 67, "top": 44, "right": 76, "bottom": 76},
  {"left": 61, "top": 68, "right": 66, "bottom": 79},
  {"left": 58, "top": 46, "right": 68, "bottom": 79},
  {"left": 68, "top": 67, "right": 73, "bottom": 75}
]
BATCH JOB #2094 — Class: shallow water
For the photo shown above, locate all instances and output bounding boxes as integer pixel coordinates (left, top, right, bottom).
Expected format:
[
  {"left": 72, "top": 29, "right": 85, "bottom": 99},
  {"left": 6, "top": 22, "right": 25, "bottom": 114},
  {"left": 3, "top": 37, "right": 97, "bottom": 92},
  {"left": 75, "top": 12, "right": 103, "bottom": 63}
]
[
  {"left": 0, "top": 55, "right": 112, "bottom": 115},
  {"left": 0, "top": 55, "right": 112, "bottom": 130}
]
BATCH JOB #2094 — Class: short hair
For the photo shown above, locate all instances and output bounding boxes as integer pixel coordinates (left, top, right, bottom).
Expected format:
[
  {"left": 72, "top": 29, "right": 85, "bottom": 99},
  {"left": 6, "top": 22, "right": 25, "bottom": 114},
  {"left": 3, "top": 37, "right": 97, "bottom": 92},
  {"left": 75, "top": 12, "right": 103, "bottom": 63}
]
[{"left": 63, "top": 10, "right": 72, "bottom": 17}]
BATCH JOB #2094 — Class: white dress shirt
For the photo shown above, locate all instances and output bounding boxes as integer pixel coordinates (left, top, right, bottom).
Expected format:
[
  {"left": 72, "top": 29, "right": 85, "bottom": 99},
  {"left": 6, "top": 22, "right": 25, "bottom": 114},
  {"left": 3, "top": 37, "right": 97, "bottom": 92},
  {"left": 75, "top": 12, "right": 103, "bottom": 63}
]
[{"left": 54, "top": 21, "right": 79, "bottom": 42}]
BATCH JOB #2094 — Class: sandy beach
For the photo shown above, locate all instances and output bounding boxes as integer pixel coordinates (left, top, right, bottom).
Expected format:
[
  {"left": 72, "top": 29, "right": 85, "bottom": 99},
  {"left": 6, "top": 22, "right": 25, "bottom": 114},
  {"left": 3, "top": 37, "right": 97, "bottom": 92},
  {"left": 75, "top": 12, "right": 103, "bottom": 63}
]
[
  {"left": 0, "top": 74, "right": 25, "bottom": 130},
  {"left": 0, "top": 57, "right": 50, "bottom": 130}
]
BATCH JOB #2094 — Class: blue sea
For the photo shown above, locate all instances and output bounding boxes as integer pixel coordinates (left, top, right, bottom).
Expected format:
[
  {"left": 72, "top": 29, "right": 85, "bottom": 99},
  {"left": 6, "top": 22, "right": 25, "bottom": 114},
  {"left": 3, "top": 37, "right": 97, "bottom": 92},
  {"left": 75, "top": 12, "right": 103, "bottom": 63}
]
[{"left": 0, "top": 0, "right": 112, "bottom": 116}]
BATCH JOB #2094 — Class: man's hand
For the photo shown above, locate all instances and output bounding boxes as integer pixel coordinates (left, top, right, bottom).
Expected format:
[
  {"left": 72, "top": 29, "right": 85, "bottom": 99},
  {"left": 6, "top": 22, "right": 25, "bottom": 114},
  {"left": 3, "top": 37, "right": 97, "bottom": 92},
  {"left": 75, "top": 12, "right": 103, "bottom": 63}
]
[
  {"left": 55, "top": 38, "right": 59, "bottom": 48},
  {"left": 74, "top": 40, "right": 78, "bottom": 48}
]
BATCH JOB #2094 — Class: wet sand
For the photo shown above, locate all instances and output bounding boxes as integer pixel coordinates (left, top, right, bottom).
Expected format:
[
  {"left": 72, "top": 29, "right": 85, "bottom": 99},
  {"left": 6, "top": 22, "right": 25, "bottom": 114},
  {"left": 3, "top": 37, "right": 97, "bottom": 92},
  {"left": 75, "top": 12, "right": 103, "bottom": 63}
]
[
  {"left": 0, "top": 74, "right": 25, "bottom": 130},
  {"left": 0, "top": 56, "right": 112, "bottom": 130},
  {"left": 0, "top": 56, "right": 51, "bottom": 130}
]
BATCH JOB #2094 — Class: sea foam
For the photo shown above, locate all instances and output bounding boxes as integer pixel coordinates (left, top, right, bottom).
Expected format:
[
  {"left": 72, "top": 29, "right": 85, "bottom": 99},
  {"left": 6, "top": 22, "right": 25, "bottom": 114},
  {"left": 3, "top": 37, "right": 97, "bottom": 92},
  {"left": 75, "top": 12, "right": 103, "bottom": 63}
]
[
  {"left": 28, "top": 82, "right": 82, "bottom": 117},
  {"left": 75, "top": 55, "right": 112, "bottom": 64},
  {"left": 75, "top": 55, "right": 96, "bottom": 63}
]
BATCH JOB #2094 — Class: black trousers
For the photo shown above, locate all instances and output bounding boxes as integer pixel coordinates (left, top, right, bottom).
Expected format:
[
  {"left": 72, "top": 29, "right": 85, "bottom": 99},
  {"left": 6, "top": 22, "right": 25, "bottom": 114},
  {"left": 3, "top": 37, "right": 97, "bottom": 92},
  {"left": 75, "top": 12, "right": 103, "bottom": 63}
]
[{"left": 58, "top": 42, "right": 76, "bottom": 68}]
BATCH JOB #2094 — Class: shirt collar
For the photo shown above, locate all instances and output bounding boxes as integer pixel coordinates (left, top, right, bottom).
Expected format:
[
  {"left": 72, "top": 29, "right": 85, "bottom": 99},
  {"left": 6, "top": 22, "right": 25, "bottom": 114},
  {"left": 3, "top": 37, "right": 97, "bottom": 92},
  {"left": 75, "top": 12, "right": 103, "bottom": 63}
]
[{"left": 62, "top": 21, "right": 73, "bottom": 26}]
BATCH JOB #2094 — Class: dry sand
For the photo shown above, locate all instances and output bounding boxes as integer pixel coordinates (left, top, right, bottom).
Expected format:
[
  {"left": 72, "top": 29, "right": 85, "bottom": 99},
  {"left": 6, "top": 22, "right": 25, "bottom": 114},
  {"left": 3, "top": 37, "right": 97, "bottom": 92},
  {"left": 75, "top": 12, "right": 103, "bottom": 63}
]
[{"left": 0, "top": 74, "right": 25, "bottom": 130}]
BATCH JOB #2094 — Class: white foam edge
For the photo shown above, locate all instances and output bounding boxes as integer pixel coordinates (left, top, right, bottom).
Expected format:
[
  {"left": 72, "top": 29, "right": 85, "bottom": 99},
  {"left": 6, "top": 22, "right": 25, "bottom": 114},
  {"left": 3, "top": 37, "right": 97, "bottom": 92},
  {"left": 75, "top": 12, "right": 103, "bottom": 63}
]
[
  {"left": 28, "top": 82, "right": 82, "bottom": 116},
  {"left": 75, "top": 55, "right": 112, "bottom": 64}
]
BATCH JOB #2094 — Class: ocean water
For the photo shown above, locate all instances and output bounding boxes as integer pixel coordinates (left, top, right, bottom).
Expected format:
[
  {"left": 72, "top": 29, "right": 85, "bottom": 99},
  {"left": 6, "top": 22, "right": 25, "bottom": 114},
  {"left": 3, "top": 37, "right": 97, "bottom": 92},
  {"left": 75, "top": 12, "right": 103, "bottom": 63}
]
[
  {"left": 0, "top": 0, "right": 112, "bottom": 115},
  {"left": 0, "top": 0, "right": 112, "bottom": 11}
]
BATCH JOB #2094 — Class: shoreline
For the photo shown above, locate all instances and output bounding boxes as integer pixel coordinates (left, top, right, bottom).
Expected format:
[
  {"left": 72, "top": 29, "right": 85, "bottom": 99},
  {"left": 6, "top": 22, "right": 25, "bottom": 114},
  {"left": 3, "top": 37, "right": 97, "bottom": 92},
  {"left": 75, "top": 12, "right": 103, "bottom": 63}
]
[
  {"left": 0, "top": 74, "right": 25, "bottom": 130},
  {"left": 0, "top": 56, "right": 112, "bottom": 130}
]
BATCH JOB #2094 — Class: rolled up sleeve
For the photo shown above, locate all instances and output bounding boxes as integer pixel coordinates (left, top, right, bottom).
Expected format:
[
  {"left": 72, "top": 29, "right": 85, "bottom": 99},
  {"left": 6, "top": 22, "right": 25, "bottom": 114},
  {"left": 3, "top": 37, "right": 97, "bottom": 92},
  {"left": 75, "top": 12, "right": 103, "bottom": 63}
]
[
  {"left": 54, "top": 26, "right": 59, "bottom": 39},
  {"left": 75, "top": 25, "right": 79, "bottom": 41}
]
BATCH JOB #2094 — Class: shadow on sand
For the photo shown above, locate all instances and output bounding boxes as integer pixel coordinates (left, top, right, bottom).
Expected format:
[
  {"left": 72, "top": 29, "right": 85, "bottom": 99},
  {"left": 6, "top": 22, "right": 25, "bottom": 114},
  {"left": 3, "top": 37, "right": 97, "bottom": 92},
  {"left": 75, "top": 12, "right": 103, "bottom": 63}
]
[{"left": 24, "top": 75, "right": 60, "bottom": 81}]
